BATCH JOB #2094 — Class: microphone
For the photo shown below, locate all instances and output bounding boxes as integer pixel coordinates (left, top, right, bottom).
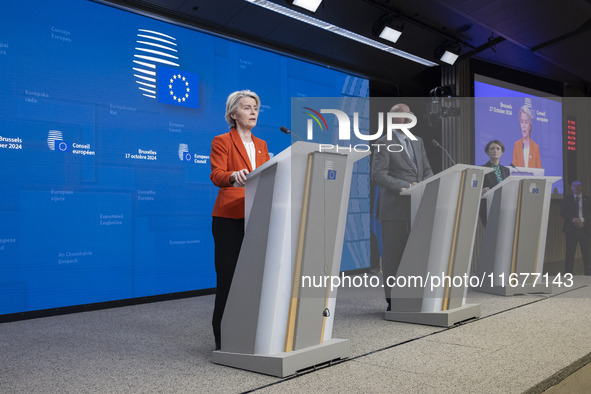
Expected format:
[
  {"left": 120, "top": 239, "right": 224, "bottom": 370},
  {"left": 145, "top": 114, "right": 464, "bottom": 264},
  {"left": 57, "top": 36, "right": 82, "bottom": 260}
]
[
  {"left": 280, "top": 126, "right": 304, "bottom": 142},
  {"left": 509, "top": 163, "right": 533, "bottom": 176},
  {"left": 431, "top": 139, "right": 456, "bottom": 165}
]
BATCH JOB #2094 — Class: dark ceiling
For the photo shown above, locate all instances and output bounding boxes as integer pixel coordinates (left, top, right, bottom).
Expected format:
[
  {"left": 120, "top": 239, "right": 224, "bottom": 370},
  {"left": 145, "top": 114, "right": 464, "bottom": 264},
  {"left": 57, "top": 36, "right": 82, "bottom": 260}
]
[{"left": 103, "top": 0, "right": 591, "bottom": 92}]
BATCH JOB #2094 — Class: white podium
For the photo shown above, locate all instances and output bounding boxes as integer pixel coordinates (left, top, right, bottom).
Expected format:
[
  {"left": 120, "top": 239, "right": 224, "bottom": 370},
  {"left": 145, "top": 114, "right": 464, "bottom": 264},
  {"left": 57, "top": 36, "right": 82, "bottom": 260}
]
[
  {"left": 385, "top": 164, "right": 491, "bottom": 327},
  {"left": 212, "top": 142, "right": 367, "bottom": 377},
  {"left": 475, "top": 175, "right": 561, "bottom": 295}
]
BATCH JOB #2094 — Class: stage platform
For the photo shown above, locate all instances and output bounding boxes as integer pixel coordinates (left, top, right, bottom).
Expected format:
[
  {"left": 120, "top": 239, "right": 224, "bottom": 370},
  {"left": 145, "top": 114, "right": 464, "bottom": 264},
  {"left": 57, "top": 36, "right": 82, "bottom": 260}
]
[{"left": 1, "top": 275, "right": 590, "bottom": 393}]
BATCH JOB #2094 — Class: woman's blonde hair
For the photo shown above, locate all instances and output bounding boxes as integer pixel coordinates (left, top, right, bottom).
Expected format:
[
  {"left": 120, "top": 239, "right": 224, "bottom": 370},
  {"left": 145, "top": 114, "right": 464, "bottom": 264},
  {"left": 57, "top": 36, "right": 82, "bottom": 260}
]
[
  {"left": 519, "top": 105, "right": 533, "bottom": 135},
  {"left": 225, "top": 90, "right": 260, "bottom": 128}
]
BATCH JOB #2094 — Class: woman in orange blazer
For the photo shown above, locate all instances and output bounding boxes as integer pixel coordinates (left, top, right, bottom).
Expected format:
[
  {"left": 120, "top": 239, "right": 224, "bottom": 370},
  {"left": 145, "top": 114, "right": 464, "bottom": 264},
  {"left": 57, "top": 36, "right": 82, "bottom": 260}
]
[
  {"left": 210, "top": 90, "right": 270, "bottom": 350},
  {"left": 512, "top": 105, "right": 542, "bottom": 168}
]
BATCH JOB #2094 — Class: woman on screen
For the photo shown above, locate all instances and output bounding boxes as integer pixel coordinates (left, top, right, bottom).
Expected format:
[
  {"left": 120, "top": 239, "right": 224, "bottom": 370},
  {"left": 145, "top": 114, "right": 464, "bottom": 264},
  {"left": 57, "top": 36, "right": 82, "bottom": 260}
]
[
  {"left": 482, "top": 139, "right": 511, "bottom": 194},
  {"left": 209, "top": 90, "right": 270, "bottom": 351},
  {"left": 512, "top": 105, "right": 542, "bottom": 168}
]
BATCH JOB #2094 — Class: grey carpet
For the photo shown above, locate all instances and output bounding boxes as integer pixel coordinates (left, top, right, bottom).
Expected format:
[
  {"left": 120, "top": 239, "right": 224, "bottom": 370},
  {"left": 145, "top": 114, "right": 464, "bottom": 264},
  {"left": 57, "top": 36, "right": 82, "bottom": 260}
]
[{"left": 1, "top": 276, "right": 590, "bottom": 393}]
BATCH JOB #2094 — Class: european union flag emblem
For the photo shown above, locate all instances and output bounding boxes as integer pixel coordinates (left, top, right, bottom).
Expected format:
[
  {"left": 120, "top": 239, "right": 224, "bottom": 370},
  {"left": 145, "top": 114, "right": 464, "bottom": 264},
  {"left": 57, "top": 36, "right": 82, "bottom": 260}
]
[
  {"left": 55, "top": 140, "right": 68, "bottom": 152},
  {"left": 327, "top": 170, "right": 337, "bottom": 180},
  {"left": 157, "top": 66, "right": 199, "bottom": 109}
]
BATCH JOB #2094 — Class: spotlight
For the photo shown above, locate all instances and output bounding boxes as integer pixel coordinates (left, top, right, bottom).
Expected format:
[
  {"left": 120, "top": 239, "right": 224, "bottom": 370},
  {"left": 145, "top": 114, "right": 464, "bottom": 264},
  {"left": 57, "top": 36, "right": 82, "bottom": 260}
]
[
  {"left": 373, "top": 15, "right": 403, "bottom": 44},
  {"left": 429, "top": 85, "right": 454, "bottom": 97},
  {"left": 440, "top": 50, "right": 459, "bottom": 65},
  {"left": 434, "top": 41, "right": 461, "bottom": 65},
  {"left": 379, "top": 26, "right": 402, "bottom": 43},
  {"left": 289, "top": 0, "right": 322, "bottom": 13}
]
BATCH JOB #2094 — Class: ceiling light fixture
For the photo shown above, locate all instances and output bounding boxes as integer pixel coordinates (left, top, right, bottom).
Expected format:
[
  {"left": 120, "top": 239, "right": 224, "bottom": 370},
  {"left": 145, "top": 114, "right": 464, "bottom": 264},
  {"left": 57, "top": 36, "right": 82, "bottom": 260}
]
[
  {"left": 245, "top": 0, "right": 437, "bottom": 67},
  {"left": 379, "top": 26, "right": 402, "bottom": 43},
  {"left": 434, "top": 41, "right": 461, "bottom": 65},
  {"left": 289, "top": 0, "right": 323, "bottom": 13},
  {"left": 440, "top": 50, "right": 459, "bottom": 65},
  {"left": 373, "top": 15, "right": 403, "bottom": 44}
]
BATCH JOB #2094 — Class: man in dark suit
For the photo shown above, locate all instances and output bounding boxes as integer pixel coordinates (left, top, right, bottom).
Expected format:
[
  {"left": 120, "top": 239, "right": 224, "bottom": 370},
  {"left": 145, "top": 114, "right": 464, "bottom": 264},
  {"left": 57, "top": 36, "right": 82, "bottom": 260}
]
[
  {"left": 371, "top": 103, "right": 433, "bottom": 310},
  {"left": 561, "top": 180, "right": 591, "bottom": 275}
]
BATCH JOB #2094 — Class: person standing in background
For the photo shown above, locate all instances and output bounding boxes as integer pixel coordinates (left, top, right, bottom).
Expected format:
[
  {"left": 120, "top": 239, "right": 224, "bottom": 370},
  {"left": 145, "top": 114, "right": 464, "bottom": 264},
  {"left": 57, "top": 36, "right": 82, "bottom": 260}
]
[
  {"left": 482, "top": 139, "right": 511, "bottom": 194},
  {"left": 480, "top": 140, "right": 511, "bottom": 225},
  {"left": 371, "top": 103, "right": 433, "bottom": 311},
  {"left": 561, "top": 180, "right": 591, "bottom": 275}
]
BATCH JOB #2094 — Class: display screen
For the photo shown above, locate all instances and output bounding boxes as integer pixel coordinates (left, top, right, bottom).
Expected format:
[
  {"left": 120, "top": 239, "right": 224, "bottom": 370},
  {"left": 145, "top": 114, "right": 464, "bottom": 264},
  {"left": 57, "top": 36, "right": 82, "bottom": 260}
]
[
  {"left": 0, "top": 0, "right": 369, "bottom": 315},
  {"left": 474, "top": 74, "right": 563, "bottom": 194}
]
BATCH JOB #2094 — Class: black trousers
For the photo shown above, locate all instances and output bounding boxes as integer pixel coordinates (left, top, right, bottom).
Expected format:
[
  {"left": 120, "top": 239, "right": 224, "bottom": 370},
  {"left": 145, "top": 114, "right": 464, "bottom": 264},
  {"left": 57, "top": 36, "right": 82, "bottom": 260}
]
[
  {"left": 381, "top": 219, "right": 410, "bottom": 300},
  {"left": 211, "top": 216, "right": 245, "bottom": 349},
  {"left": 565, "top": 229, "right": 591, "bottom": 275}
]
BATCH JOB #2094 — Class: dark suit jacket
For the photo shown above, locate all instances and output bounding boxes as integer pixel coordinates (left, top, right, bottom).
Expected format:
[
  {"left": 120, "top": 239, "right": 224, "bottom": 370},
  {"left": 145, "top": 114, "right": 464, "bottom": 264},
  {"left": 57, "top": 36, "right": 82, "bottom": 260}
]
[
  {"left": 482, "top": 161, "right": 511, "bottom": 190},
  {"left": 561, "top": 193, "right": 591, "bottom": 234},
  {"left": 371, "top": 133, "right": 433, "bottom": 221},
  {"left": 210, "top": 128, "right": 270, "bottom": 219}
]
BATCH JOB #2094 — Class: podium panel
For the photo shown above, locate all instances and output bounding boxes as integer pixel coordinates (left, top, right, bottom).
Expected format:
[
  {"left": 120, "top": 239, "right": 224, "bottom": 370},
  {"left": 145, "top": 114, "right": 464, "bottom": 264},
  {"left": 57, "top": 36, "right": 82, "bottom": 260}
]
[
  {"left": 513, "top": 179, "right": 546, "bottom": 275},
  {"left": 287, "top": 152, "right": 348, "bottom": 351},
  {"left": 218, "top": 163, "right": 278, "bottom": 355},
  {"left": 446, "top": 168, "right": 486, "bottom": 310}
]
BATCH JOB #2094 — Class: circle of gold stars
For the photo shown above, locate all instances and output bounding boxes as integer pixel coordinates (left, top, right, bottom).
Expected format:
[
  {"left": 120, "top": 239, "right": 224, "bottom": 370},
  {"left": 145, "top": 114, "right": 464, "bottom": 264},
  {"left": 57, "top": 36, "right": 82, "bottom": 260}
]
[{"left": 169, "top": 74, "right": 190, "bottom": 103}]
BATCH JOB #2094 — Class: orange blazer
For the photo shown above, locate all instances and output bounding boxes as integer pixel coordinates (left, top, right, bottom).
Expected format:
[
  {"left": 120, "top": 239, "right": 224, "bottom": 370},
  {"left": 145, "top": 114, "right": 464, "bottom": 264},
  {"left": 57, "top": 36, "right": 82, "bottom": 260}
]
[
  {"left": 512, "top": 138, "right": 542, "bottom": 169},
  {"left": 210, "top": 128, "right": 270, "bottom": 218}
]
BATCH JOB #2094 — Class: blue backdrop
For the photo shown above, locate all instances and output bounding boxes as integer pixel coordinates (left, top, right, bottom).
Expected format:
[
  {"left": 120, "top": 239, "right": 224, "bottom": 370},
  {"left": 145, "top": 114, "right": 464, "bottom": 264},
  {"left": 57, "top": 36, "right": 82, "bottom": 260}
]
[{"left": 0, "top": 0, "right": 369, "bottom": 315}]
